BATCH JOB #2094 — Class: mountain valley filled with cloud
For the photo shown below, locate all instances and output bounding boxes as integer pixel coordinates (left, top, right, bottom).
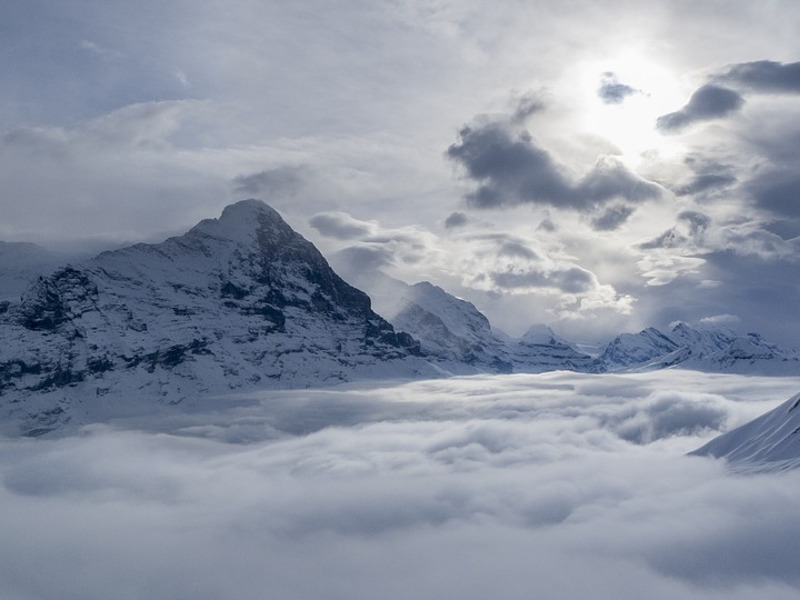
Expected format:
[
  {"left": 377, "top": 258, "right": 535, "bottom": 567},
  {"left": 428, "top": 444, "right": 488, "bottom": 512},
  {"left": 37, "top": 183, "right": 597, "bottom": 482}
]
[{"left": 4, "top": 1, "right": 800, "bottom": 598}]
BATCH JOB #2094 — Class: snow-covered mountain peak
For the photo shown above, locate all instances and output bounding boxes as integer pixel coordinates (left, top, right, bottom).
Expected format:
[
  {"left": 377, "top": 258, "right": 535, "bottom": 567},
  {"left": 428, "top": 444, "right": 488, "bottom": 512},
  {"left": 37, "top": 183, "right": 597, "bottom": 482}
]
[
  {"left": 0, "top": 200, "right": 434, "bottom": 436},
  {"left": 520, "top": 324, "right": 560, "bottom": 344},
  {"left": 188, "top": 198, "right": 285, "bottom": 247}
]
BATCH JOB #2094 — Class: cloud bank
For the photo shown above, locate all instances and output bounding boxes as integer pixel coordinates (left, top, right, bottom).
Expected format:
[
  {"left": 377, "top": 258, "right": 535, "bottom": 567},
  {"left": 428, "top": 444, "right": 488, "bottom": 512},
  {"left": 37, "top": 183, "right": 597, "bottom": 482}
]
[{"left": 2, "top": 371, "right": 800, "bottom": 599}]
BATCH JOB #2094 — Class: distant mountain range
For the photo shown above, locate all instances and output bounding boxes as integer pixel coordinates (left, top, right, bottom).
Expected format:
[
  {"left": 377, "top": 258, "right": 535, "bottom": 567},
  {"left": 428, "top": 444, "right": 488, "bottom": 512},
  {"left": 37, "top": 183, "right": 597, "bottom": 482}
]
[{"left": 1, "top": 199, "right": 798, "bottom": 437}]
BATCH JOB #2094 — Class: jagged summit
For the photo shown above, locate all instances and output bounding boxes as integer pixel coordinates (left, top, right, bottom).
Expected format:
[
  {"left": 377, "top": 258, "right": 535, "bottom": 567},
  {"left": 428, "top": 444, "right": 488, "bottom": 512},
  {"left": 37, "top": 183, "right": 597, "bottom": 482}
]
[{"left": 188, "top": 199, "right": 285, "bottom": 246}]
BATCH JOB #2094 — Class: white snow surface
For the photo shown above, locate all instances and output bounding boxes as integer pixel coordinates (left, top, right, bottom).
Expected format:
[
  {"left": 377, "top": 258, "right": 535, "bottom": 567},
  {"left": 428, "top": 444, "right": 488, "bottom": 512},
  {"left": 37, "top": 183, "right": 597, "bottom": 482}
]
[{"left": 692, "top": 391, "right": 800, "bottom": 471}]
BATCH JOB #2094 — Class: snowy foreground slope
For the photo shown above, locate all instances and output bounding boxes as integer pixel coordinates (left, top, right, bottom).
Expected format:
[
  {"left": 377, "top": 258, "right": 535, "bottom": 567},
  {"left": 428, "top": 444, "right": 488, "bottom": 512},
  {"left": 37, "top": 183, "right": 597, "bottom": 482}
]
[
  {"left": 692, "top": 391, "right": 800, "bottom": 471},
  {"left": 0, "top": 200, "right": 435, "bottom": 435}
]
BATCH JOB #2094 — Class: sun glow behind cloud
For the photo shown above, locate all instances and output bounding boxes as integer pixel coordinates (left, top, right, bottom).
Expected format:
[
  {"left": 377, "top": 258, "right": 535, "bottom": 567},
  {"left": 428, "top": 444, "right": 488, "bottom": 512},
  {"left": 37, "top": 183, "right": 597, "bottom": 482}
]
[{"left": 578, "top": 54, "right": 689, "bottom": 165}]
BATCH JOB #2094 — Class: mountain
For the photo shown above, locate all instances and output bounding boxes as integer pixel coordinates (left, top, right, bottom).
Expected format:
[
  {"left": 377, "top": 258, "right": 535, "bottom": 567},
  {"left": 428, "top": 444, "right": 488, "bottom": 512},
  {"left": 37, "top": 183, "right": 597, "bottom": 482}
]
[
  {"left": 502, "top": 324, "right": 602, "bottom": 373},
  {"left": 0, "top": 200, "right": 435, "bottom": 436},
  {"left": 331, "top": 267, "right": 599, "bottom": 374},
  {"left": 599, "top": 322, "right": 800, "bottom": 374},
  {"left": 691, "top": 392, "right": 800, "bottom": 471},
  {"left": 598, "top": 327, "right": 680, "bottom": 369}
]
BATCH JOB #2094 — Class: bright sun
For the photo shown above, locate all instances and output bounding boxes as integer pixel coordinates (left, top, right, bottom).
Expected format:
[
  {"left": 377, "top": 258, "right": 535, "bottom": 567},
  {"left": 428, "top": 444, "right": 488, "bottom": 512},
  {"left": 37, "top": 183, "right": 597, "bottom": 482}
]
[{"left": 578, "top": 54, "right": 688, "bottom": 166}]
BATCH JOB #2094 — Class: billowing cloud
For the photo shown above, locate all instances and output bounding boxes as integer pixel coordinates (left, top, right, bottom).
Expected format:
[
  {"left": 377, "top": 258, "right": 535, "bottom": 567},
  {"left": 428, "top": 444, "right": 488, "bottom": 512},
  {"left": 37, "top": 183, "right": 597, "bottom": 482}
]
[
  {"left": 656, "top": 85, "right": 744, "bottom": 132},
  {"left": 447, "top": 116, "right": 662, "bottom": 210},
  {"left": 598, "top": 72, "right": 638, "bottom": 104}
]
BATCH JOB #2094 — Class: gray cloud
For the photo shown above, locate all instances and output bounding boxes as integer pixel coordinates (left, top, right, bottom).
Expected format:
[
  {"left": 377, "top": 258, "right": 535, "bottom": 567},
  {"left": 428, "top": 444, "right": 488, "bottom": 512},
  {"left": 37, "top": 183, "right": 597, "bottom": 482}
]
[
  {"left": 511, "top": 92, "right": 546, "bottom": 122},
  {"left": 656, "top": 85, "right": 744, "bottom": 132},
  {"left": 491, "top": 266, "right": 595, "bottom": 294},
  {"left": 331, "top": 244, "right": 396, "bottom": 274},
  {"left": 598, "top": 72, "right": 638, "bottom": 104},
  {"left": 641, "top": 211, "right": 711, "bottom": 250},
  {"left": 676, "top": 173, "right": 737, "bottom": 196},
  {"left": 447, "top": 119, "right": 661, "bottom": 210},
  {"left": 746, "top": 171, "right": 800, "bottom": 219},
  {"left": 591, "top": 204, "right": 635, "bottom": 231},
  {"left": 497, "top": 240, "right": 539, "bottom": 260},
  {"left": 309, "top": 212, "right": 374, "bottom": 240},
  {"left": 444, "top": 212, "right": 468, "bottom": 229},
  {"left": 233, "top": 166, "right": 308, "bottom": 197},
  {"left": 716, "top": 60, "right": 800, "bottom": 93}
]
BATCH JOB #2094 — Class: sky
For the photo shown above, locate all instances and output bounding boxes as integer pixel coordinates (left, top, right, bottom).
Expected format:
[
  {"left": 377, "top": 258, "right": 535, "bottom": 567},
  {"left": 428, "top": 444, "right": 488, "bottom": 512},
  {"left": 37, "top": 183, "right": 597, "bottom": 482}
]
[
  {"left": 3, "top": 0, "right": 800, "bottom": 345},
  {"left": 2, "top": 370, "right": 800, "bottom": 599}
]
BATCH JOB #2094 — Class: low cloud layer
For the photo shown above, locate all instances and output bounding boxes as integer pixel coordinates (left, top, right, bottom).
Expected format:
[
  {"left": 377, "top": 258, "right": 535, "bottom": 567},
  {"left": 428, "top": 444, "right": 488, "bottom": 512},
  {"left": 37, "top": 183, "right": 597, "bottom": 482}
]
[{"left": 3, "top": 371, "right": 799, "bottom": 600}]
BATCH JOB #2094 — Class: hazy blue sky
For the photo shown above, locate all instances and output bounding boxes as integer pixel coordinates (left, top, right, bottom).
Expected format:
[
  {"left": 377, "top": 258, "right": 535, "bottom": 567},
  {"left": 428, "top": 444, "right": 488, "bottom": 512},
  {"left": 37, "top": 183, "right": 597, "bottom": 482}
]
[{"left": 3, "top": 0, "right": 800, "bottom": 344}]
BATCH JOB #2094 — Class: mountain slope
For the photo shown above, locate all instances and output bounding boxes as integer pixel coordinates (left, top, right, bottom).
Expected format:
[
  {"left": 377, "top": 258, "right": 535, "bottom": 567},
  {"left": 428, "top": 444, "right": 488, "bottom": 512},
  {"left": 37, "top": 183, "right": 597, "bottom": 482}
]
[
  {"left": 691, "top": 393, "right": 800, "bottom": 471},
  {"left": 0, "top": 200, "right": 433, "bottom": 436}
]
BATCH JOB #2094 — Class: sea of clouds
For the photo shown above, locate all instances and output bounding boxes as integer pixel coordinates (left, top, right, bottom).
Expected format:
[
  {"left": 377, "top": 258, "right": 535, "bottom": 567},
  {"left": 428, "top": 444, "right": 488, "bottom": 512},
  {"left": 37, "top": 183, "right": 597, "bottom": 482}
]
[{"left": 2, "top": 370, "right": 800, "bottom": 599}]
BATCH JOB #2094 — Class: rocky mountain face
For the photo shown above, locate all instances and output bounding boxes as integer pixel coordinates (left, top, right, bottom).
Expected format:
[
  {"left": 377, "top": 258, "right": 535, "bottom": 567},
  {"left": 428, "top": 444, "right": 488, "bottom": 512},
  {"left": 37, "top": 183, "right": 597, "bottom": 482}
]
[{"left": 0, "top": 200, "right": 432, "bottom": 436}]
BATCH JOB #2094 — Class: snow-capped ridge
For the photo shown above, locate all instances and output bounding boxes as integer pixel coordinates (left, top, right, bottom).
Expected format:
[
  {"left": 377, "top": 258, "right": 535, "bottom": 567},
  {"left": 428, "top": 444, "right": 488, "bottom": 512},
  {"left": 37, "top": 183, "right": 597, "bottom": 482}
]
[{"left": 599, "top": 322, "right": 799, "bottom": 374}]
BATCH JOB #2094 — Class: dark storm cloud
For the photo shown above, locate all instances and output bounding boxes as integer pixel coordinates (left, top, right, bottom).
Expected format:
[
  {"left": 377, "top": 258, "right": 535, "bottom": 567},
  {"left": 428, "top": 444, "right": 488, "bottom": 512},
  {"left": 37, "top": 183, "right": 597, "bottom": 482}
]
[
  {"left": 656, "top": 85, "right": 744, "bottom": 132},
  {"left": 447, "top": 120, "right": 661, "bottom": 210},
  {"left": 715, "top": 60, "right": 800, "bottom": 93},
  {"left": 444, "top": 211, "right": 468, "bottom": 229},
  {"left": 598, "top": 72, "right": 638, "bottom": 104},
  {"left": 309, "top": 212, "right": 373, "bottom": 240},
  {"left": 591, "top": 204, "right": 635, "bottom": 231}
]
